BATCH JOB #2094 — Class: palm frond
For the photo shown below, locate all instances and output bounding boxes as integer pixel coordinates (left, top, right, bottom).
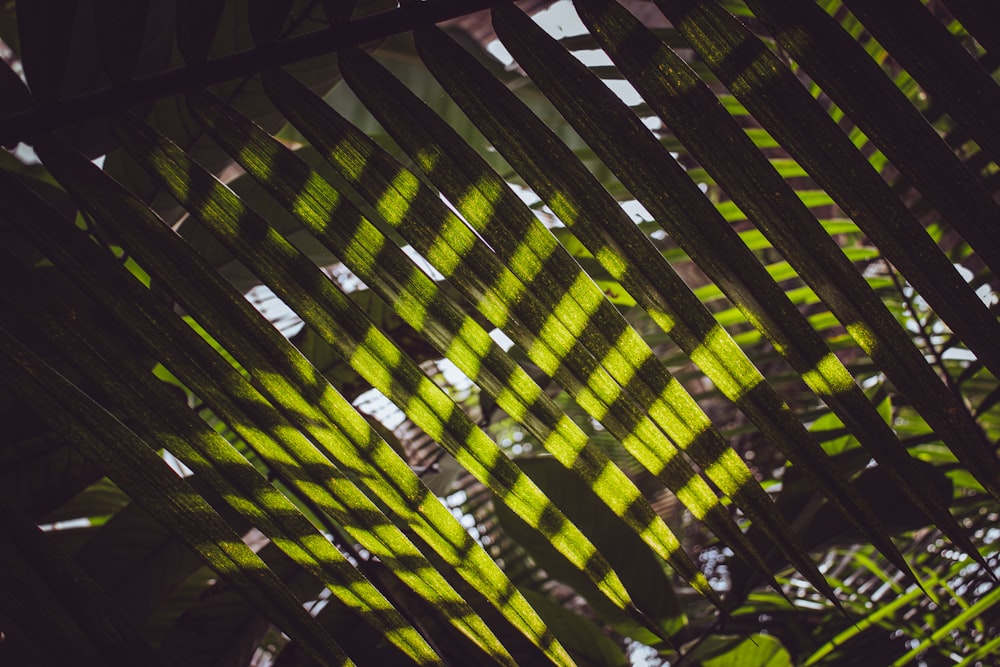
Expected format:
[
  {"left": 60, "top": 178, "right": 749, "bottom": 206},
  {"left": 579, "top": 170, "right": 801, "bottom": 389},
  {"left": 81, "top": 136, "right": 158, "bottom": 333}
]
[{"left": 1, "top": 1, "right": 997, "bottom": 665}]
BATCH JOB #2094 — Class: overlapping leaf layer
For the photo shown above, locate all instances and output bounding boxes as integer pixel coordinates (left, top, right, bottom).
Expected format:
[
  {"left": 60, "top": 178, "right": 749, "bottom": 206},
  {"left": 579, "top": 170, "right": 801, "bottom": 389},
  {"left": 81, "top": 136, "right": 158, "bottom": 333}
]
[{"left": 1, "top": 1, "right": 997, "bottom": 665}]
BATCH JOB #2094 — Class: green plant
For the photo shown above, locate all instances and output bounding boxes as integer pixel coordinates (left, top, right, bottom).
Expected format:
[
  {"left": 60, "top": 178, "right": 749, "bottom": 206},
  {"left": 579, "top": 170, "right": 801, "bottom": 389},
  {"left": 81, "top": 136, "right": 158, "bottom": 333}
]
[{"left": 1, "top": 1, "right": 997, "bottom": 665}]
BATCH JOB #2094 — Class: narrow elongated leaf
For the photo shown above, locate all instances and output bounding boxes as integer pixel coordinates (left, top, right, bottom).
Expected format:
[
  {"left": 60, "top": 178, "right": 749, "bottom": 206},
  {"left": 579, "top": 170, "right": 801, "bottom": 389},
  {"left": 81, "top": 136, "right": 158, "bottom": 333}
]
[
  {"left": 184, "top": 69, "right": 726, "bottom": 610},
  {"left": 891, "top": 584, "right": 1000, "bottom": 666},
  {"left": 563, "top": 0, "right": 1000, "bottom": 507},
  {"left": 0, "top": 506, "right": 163, "bottom": 666},
  {"left": 656, "top": 0, "right": 1000, "bottom": 380},
  {"left": 0, "top": 260, "right": 445, "bottom": 667},
  {"left": 3, "top": 174, "right": 436, "bottom": 662},
  {"left": 499, "top": 457, "right": 685, "bottom": 644},
  {"left": 484, "top": 2, "right": 920, "bottom": 588},
  {"left": 802, "top": 583, "right": 928, "bottom": 666},
  {"left": 146, "top": 83, "right": 664, "bottom": 648},
  {"left": 101, "top": 120, "right": 578, "bottom": 664},
  {"left": 730, "top": 459, "right": 957, "bottom": 602},
  {"left": 402, "top": 26, "right": 883, "bottom": 604},
  {"left": 341, "top": 40, "right": 844, "bottom": 604},
  {"left": 743, "top": 0, "right": 1000, "bottom": 277},
  {"left": 21, "top": 145, "right": 521, "bottom": 667},
  {"left": 650, "top": 0, "right": 989, "bottom": 567},
  {"left": 40, "top": 134, "right": 577, "bottom": 666},
  {"left": 254, "top": 70, "right": 734, "bottom": 609},
  {"left": 943, "top": 0, "right": 1000, "bottom": 56},
  {"left": 0, "top": 329, "right": 351, "bottom": 667},
  {"left": 102, "top": 0, "right": 342, "bottom": 228},
  {"left": 1, "top": 1, "right": 996, "bottom": 662},
  {"left": 842, "top": 0, "right": 1000, "bottom": 163}
]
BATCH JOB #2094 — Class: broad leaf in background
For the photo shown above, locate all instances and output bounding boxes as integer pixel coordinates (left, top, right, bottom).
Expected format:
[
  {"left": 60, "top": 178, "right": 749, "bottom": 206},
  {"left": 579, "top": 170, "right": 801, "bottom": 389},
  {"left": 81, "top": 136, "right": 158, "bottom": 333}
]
[{"left": 497, "top": 457, "right": 686, "bottom": 646}]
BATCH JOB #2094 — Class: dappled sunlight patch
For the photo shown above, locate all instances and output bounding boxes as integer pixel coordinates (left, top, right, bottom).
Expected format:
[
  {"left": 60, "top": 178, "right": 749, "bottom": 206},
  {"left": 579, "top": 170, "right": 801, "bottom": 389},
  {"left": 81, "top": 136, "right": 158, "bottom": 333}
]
[
  {"left": 327, "top": 137, "right": 370, "bottom": 182},
  {"left": 802, "top": 351, "right": 858, "bottom": 397},
  {"left": 846, "top": 320, "right": 878, "bottom": 354},
  {"left": 341, "top": 219, "right": 384, "bottom": 281},
  {"left": 422, "top": 214, "right": 476, "bottom": 278},
  {"left": 685, "top": 323, "right": 764, "bottom": 401},
  {"left": 702, "top": 449, "right": 757, "bottom": 497},
  {"left": 292, "top": 170, "right": 342, "bottom": 226},
  {"left": 456, "top": 175, "right": 505, "bottom": 228},
  {"left": 376, "top": 170, "right": 420, "bottom": 226},
  {"left": 595, "top": 244, "right": 629, "bottom": 281},
  {"left": 599, "top": 333, "right": 643, "bottom": 388},
  {"left": 538, "top": 274, "right": 598, "bottom": 348},
  {"left": 5, "top": 3, "right": 997, "bottom": 662}
]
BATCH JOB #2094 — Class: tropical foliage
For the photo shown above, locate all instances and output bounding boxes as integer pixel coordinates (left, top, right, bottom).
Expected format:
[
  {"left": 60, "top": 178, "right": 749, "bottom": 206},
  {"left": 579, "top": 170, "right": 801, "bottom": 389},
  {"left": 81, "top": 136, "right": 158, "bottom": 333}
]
[{"left": 1, "top": 0, "right": 998, "bottom": 665}]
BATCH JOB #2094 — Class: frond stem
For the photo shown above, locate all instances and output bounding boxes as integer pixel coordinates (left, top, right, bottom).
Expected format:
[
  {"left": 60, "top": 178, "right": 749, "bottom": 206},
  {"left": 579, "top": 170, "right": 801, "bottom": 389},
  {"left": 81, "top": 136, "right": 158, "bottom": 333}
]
[{"left": 0, "top": 0, "right": 514, "bottom": 147}]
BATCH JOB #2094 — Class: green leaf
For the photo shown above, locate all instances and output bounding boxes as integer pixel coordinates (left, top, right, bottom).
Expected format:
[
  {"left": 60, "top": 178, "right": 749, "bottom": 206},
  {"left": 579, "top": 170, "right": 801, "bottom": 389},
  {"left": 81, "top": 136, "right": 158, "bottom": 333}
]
[
  {"left": 520, "top": 589, "right": 629, "bottom": 667},
  {"left": 186, "top": 75, "right": 685, "bottom": 639},
  {"left": 0, "top": 329, "right": 351, "bottom": 666},
  {"left": 332, "top": 44, "right": 746, "bottom": 605},
  {"left": 564, "top": 0, "right": 989, "bottom": 578},
  {"left": 1, "top": 1, "right": 997, "bottom": 663},
  {"left": 4, "top": 264, "right": 400, "bottom": 647},
  {"left": 729, "top": 458, "right": 955, "bottom": 601},
  {"left": 24, "top": 141, "right": 506, "bottom": 667},
  {"left": 497, "top": 457, "right": 685, "bottom": 645},
  {"left": 745, "top": 0, "right": 1000, "bottom": 276},
  {"left": 684, "top": 634, "right": 792, "bottom": 667},
  {"left": 0, "top": 506, "right": 164, "bottom": 666},
  {"left": 104, "top": 110, "right": 569, "bottom": 662},
  {"left": 841, "top": 0, "right": 1000, "bottom": 163},
  {"left": 102, "top": 0, "right": 341, "bottom": 227},
  {"left": 657, "top": 0, "right": 1000, "bottom": 383}
]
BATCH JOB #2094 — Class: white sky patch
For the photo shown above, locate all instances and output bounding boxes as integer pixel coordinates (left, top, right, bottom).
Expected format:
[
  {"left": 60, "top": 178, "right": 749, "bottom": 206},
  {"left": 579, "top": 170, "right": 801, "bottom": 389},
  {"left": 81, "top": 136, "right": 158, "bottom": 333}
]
[
  {"left": 354, "top": 386, "right": 407, "bottom": 430},
  {"left": 508, "top": 181, "right": 542, "bottom": 207},
  {"left": 621, "top": 199, "right": 652, "bottom": 224},
  {"left": 573, "top": 48, "right": 612, "bottom": 67},
  {"left": 486, "top": 39, "right": 515, "bottom": 67},
  {"left": 38, "top": 518, "right": 93, "bottom": 532},
  {"left": 402, "top": 244, "right": 445, "bottom": 281},
  {"left": 436, "top": 357, "right": 474, "bottom": 393},
  {"left": 489, "top": 327, "right": 515, "bottom": 351},
  {"left": 488, "top": 0, "right": 587, "bottom": 67},
  {"left": 485, "top": 1, "right": 648, "bottom": 113},
  {"left": 531, "top": 0, "right": 588, "bottom": 36},
  {"left": 245, "top": 284, "right": 305, "bottom": 338},
  {"left": 642, "top": 115, "right": 663, "bottom": 132},
  {"left": 445, "top": 489, "right": 468, "bottom": 506},
  {"left": 163, "top": 449, "right": 194, "bottom": 477},
  {"left": 941, "top": 264, "right": 995, "bottom": 361},
  {"left": 600, "top": 77, "right": 643, "bottom": 105},
  {"left": 570, "top": 48, "right": 645, "bottom": 105}
]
